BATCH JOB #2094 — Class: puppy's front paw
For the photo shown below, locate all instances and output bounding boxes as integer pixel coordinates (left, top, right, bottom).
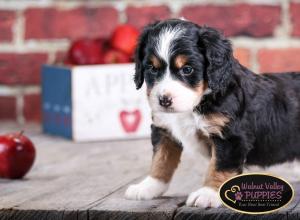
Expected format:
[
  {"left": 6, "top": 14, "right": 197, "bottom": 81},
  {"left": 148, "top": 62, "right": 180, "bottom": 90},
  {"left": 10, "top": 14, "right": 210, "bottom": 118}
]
[
  {"left": 125, "top": 176, "right": 168, "bottom": 200},
  {"left": 186, "top": 186, "right": 222, "bottom": 208}
]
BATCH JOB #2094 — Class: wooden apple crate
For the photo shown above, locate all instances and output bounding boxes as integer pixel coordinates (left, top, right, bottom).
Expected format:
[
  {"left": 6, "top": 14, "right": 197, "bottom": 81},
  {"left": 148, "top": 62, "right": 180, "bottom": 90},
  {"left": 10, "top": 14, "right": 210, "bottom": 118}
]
[
  {"left": 0, "top": 123, "right": 300, "bottom": 220},
  {"left": 42, "top": 63, "right": 151, "bottom": 142}
]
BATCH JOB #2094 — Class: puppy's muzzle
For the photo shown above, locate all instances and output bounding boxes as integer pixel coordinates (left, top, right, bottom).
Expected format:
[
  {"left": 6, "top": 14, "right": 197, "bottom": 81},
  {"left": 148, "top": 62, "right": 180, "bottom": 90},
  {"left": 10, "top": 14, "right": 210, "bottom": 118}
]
[{"left": 159, "top": 95, "right": 172, "bottom": 108}]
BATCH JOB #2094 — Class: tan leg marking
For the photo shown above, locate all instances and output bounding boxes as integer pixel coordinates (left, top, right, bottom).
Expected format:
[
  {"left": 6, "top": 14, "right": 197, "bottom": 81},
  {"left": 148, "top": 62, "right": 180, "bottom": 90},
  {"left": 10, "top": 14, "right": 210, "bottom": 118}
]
[
  {"left": 150, "top": 137, "right": 182, "bottom": 183},
  {"left": 204, "top": 146, "right": 237, "bottom": 190}
]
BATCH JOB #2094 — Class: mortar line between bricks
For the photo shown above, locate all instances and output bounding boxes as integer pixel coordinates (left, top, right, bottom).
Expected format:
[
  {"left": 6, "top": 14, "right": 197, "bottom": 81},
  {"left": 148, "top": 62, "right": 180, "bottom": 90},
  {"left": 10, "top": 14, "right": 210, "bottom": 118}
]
[
  {"left": 0, "top": 85, "right": 40, "bottom": 94},
  {"left": 250, "top": 47, "right": 259, "bottom": 73},
  {"left": 13, "top": 10, "right": 25, "bottom": 49},
  {"left": 16, "top": 91, "right": 24, "bottom": 124},
  {"left": 1, "top": 38, "right": 300, "bottom": 54},
  {"left": 47, "top": 52, "right": 56, "bottom": 64},
  {"left": 231, "top": 38, "right": 300, "bottom": 48},
  {"left": 279, "top": 0, "right": 292, "bottom": 38},
  {"left": 113, "top": 1, "right": 127, "bottom": 23},
  {"left": 0, "top": 42, "right": 70, "bottom": 53}
]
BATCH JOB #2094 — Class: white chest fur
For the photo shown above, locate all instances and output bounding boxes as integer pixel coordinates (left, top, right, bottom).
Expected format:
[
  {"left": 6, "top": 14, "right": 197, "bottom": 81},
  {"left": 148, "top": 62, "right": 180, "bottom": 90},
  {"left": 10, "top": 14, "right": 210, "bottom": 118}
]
[{"left": 153, "top": 112, "right": 211, "bottom": 157}]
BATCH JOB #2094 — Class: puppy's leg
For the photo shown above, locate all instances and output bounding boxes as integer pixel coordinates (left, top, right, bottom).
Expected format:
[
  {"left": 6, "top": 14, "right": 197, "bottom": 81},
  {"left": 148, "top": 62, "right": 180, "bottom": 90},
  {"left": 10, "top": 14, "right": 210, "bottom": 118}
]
[
  {"left": 187, "top": 138, "right": 244, "bottom": 208},
  {"left": 125, "top": 125, "right": 182, "bottom": 200}
]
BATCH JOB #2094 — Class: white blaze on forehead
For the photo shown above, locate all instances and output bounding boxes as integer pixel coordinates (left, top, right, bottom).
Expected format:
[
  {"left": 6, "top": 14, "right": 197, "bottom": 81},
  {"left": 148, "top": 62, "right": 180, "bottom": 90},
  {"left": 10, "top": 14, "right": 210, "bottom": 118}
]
[{"left": 155, "top": 26, "right": 184, "bottom": 64}]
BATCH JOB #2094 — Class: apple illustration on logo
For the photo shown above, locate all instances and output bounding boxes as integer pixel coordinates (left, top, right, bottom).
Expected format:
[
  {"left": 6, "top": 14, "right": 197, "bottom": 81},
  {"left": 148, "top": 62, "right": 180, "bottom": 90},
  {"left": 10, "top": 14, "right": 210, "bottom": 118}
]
[{"left": 0, "top": 132, "right": 36, "bottom": 179}]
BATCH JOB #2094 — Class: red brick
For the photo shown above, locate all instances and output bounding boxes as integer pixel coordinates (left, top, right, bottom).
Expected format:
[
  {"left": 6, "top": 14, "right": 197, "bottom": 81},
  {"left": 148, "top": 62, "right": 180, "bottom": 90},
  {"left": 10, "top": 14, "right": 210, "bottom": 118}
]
[
  {"left": 180, "top": 4, "right": 281, "bottom": 37},
  {"left": 258, "top": 48, "right": 300, "bottom": 73},
  {"left": 23, "top": 94, "right": 41, "bottom": 122},
  {"left": 25, "top": 7, "right": 118, "bottom": 40},
  {"left": 0, "top": 10, "right": 16, "bottom": 42},
  {"left": 291, "top": 3, "right": 300, "bottom": 37},
  {"left": 233, "top": 48, "right": 251, "bottom": 68},
  {"left": 126, "top": 6, "right": 171, "bottom": 29},
  {"left": 0, "top": 96, "right": 16, "bottom": 120},
  {"left": 0, "top": 53, "right": 48, "bottom": 85}
]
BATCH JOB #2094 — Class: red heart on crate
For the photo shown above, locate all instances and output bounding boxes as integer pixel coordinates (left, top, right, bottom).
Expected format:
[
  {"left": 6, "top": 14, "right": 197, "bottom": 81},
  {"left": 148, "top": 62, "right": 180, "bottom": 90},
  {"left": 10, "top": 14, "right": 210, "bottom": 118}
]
[{"left": 119, "top": 110, "right": 141, "bottom": 133}]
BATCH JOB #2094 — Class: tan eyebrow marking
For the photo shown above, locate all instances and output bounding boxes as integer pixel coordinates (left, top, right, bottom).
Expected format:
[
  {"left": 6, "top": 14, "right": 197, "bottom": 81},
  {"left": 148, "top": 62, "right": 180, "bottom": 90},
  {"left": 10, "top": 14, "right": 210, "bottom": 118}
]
[
  {"left": 174, "top": 55, "right": 188, "bottom": 69},
  {"left": 150, "top": 55, "right": 161, "bottom": 69}
]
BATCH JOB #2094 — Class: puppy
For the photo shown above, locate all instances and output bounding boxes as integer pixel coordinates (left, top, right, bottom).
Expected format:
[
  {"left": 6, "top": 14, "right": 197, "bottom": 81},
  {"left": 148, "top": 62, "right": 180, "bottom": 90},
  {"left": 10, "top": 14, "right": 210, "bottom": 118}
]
[{"left": 125, "top": 19, "right": 300, "bottom": 208}]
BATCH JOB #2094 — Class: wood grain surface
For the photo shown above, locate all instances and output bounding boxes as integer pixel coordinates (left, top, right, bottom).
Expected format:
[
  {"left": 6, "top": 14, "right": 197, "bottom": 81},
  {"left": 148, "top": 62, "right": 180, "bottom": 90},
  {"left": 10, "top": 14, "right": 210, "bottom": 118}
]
[{"left": 0, "top": 123, "right": 299, "bottom": 220}]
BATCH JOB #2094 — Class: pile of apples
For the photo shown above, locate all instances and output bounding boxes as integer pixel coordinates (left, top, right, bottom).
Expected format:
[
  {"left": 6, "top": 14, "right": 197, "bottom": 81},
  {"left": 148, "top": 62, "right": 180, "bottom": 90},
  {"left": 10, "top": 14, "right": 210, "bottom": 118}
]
[{"left": 66, "top": 24, "right": 140, "bottom": 65}]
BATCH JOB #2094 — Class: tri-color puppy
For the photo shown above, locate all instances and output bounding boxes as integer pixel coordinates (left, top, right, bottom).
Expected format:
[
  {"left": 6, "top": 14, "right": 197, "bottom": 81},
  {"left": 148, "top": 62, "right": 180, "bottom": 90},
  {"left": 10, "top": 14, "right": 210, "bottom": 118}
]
[{"left": 125, "top": 19, "right": 300, "bottom": 208}]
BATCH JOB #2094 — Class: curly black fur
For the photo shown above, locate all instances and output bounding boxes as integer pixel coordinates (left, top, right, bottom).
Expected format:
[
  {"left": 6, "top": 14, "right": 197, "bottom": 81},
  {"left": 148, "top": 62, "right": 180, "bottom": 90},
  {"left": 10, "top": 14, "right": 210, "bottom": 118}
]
[{"left": 134, "top": 19, "right": 300, "bottom": 174}]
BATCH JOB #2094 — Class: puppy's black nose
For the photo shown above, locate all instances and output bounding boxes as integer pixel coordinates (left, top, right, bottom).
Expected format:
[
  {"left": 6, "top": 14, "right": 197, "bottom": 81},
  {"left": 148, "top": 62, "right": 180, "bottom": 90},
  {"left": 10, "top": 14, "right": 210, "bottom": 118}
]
[{"left": 159, "top": 95, "right": 172, "bottom": 108}]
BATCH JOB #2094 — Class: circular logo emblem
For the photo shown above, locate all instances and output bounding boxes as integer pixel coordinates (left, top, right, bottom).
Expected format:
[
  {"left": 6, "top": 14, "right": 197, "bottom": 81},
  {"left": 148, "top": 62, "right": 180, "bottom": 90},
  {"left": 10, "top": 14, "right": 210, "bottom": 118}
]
[{"left": 219, "top": 173, "right": 294, "bottom": 214}]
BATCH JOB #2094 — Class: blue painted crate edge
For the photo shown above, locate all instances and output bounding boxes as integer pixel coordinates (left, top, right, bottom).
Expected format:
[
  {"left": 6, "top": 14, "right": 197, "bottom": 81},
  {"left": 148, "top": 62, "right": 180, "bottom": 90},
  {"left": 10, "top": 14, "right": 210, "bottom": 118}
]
[{"left": 41, "top": 65, "right": 73, "bottom": 139}]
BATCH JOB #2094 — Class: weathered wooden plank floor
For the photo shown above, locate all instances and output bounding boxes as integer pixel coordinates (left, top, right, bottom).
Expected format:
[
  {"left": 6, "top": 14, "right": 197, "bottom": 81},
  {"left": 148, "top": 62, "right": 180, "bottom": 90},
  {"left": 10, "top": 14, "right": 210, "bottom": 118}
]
[{"left": 0, "top": 123, "right": 299, "bottom": 220}]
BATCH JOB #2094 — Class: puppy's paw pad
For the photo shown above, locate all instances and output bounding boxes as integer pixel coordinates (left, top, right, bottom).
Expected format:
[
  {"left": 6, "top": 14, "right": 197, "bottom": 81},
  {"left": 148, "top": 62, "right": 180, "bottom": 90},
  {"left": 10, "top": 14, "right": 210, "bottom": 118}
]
[
  {"left": 186, "top": 187, "right": 222, "bottom": 208},
  {"left": 125, "top": 176, "right": 168, "bottom": 200}
]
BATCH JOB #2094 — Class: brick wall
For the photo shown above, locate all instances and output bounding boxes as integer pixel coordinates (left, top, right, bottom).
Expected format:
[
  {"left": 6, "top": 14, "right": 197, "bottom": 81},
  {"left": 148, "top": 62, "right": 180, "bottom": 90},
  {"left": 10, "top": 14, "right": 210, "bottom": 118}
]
[{"left": 0, "top": 0, "right": 300, "bottom": 123}]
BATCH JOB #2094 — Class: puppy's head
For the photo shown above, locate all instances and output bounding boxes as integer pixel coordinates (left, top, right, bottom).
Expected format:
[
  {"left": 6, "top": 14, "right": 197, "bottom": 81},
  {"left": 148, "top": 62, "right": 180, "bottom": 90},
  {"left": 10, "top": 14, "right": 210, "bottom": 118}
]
[{"left": 134, "top": 19, "right": 234, "bottom": 113}]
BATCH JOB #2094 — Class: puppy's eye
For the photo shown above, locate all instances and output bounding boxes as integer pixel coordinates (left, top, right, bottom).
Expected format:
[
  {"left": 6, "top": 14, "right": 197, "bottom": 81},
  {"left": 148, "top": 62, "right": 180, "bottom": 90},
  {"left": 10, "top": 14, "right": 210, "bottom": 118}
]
[
  {"left": 146, "top": 64, "right": 154, "bottom": 69},
  {"left": 180, "top": 65, "right": 194, "bottom": 76},
  {"left": 147, "top": 64, "right": 158, "bottom": 74}
]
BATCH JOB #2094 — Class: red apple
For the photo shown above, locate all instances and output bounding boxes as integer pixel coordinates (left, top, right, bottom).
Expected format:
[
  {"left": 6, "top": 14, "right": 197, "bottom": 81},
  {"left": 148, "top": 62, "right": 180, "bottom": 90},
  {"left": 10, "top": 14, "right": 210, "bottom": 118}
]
[
  {"left": 0, "top": 132, "right": 36, "bottom": 179},
  {"left": 103, "top": 49, "right": 131, "bottom": 64},
  {"left": 110, "top": 24, "right": 139, "bottom": 56},
  {"left": 67, "top": 38, "right": 105, "bottom": 65}
]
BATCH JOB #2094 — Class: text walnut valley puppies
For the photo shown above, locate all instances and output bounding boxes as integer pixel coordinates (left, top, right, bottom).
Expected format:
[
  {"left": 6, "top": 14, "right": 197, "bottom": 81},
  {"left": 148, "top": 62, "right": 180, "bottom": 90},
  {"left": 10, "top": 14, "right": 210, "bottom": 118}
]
[
  {"left": 125, "top": 19, "right": 300, "bottom": 208},
  {"left": 219, "top": 174, "right": 294, "bottom": 214}
]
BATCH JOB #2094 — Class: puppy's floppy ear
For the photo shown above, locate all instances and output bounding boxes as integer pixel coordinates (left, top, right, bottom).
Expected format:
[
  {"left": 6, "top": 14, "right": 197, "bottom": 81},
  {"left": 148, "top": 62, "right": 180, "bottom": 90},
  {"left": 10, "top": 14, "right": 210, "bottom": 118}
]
[
  {"left": 198, "top": 26, "right": 234, "bottom": 93},
  {"left": 134, "top": 22, "right": 159, "bottom": 89}
]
